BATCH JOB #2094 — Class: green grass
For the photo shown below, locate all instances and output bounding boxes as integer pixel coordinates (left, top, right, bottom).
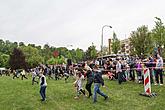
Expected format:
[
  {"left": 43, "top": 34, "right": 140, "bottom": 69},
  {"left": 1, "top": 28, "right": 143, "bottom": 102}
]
[{"left": 0, "top": 75, "right": 165, "bottom": 110}]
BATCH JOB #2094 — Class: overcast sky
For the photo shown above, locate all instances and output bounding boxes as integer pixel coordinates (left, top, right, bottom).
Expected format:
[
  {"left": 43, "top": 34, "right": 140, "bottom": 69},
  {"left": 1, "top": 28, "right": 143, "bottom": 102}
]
[{"left": 0, "top": 0, "right": 165, "bottom": 50}]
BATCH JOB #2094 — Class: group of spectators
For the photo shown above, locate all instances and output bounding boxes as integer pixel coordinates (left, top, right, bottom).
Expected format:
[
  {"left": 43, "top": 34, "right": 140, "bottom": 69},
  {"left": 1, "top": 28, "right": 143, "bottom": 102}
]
[{"left": 98, "top": 53, "right": 164, "bottom": 85}]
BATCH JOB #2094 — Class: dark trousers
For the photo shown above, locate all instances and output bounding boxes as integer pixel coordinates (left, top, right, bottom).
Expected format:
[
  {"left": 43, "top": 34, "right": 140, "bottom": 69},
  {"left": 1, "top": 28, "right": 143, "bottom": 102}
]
[
  {"left": 32, "top": 77, "right": 38, "bottom": 85},
  {"left": 137, "top": 71, "right": 142, "bottom": 80},
  {"left": 149, "top": 69, "right": 154, "bottom": 84},
  {"left": 65, "top": 76, "right": 69, "bottom": 82},
  {"left": 55, "top": 73, "right": 59, "bottom": 80},
  {"left": 118, "top": 71, "right": 126, "bottom": 84},
  {"left": 130, "top": 70, "right": 135, "bottom": 81},
  {"left": 21, "top": 75, "right": 28, "bottom": 80},
  {"left": 155, "top": 69, "right": 163, "bottom": 84},
  {"left": 118, "top": 72, "right": 123, "bottom": 84},
  {"left": 40, "top": 86, "right": 47, "bottom": 101},
  {"left": 85, "top": 82, "right": 93, "bottom": 97},
  {"left": 13, "top": 74, "right": 18, "bottom": 79}
]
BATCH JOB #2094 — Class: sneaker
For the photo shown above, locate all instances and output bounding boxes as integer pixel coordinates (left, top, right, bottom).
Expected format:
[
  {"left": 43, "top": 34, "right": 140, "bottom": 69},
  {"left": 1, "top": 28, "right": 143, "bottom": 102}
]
[
  {"left": 74, "top": 96, "right": 79, "bottom": 99},
  {"left": 160, "top": 84, "right": 163, "bottom": 86},
  {"left": 104, "top": 96, "right": 109, "bottom": 100},
  {"left": 154, "top": 83, "right": 158, "bottom": 85},
  {"left": 41, "top": 99, "right": 45, "bottom": 101},
  {"left": 88, "top": 94, "right": 93, "bottom": 98}
]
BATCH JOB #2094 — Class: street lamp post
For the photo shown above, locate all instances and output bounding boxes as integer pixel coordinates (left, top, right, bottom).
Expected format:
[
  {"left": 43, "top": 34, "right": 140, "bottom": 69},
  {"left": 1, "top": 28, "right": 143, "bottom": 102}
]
[{"left": 101, "top": 25, "right": 112, "bottom": 56}]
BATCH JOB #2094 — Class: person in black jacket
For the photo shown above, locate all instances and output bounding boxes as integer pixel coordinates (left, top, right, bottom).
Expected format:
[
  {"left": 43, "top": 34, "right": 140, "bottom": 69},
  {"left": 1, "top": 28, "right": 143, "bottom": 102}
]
[
  {"left": 82, "top": 63, "right": 93, "bottom": 98},
  {"left": 85, "top": 70, "right": 93, "bottom": 98},
  {"left": 93, "top": 65, "right": 108, "bottom": 103}
]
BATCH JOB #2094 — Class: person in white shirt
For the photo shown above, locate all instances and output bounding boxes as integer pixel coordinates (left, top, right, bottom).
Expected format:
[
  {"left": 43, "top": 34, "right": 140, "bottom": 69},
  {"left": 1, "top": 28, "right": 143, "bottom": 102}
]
[
  {"left": 116, "top": 59, "right": 123, "bottom": 84},
  {"left": 73, "top": 71, "right": 85, "bottom": 99},
  {"left": 40, "top": 72, "right": 47, "bottom": 101},
  {"left": 155, "top": 54, "right": 164, "bottom": 85},
  {"left": 32, "top": 69, "right": 38, "bottom": 85},
  {"left": 21, "top": 70, "right": 28, "bottom": 80}
]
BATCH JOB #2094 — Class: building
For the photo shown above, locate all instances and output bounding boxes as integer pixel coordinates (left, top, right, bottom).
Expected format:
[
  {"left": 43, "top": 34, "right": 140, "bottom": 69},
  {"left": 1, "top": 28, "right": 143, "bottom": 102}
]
[{"left": 120, "top": 38, "right": 130, "bottom": 55}]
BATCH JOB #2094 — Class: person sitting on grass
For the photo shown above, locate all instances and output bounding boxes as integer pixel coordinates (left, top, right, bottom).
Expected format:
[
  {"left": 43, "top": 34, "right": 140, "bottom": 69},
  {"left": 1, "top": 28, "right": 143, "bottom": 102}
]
[
  {"left": 73, "top": 71, "right": 86, "bottom": 99},
  {"left": 40, "top": 72, "right": 47, "bottom": 101}
]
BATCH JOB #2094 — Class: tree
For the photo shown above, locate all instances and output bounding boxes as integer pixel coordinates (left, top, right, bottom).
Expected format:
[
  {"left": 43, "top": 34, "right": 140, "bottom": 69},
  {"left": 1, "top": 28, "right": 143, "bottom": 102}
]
[
  {"left": 42, "top": 44, "right": 52, "bottom": 63},
  {"left": 20, "top": 46, "right": 44, "bottom": 68},
  {"left": 47, "top": 57, "right": 56, "bottom": 65},
  {"left": 152, "top": 17, "right": 165, "bottom": 57},
  {"left": 152, "top": 17, "right": 165, "bottom": 46},
  {"left": 0, "top": 52, "right": 10, "bottom": 67},
  {"left": 75, "top": 48, "right": 84, "bottom": 62},
  {"left": 111, "top": 32, "right": 120, "bottom": 54},
  {"left": 121, "top": 44, "right": 126, "bottom": 53},
  {"left": 19, "top": 42, "right": 25, "bottom": 47},
  {"left": 9, "top": 48, "right": 27, "bottom": 70},
  {"left": 86, "top": 43, "right": 97, "bottom": 60},
  {"left": 130, "top": 25, "right": 153, "bottom": 58},
  {"left": 47, "top": 55, "right": 66, "bottom": 65}
]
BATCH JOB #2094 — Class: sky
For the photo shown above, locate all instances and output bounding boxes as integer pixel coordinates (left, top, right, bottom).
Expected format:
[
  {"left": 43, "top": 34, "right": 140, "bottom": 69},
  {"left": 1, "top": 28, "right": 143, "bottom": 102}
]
[{"left": 0, "top": 0, "right": 165, "bottom": 50}]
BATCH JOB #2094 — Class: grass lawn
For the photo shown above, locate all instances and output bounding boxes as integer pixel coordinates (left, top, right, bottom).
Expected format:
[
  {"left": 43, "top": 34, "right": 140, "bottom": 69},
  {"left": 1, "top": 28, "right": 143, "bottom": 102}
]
[{"left": 0, "top": 75, "right": 165, "bottom": 110}]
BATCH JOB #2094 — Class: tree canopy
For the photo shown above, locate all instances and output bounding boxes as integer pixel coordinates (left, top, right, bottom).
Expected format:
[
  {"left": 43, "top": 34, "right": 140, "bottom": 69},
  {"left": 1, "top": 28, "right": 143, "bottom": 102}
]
[{"left": 111, "top": 32, "right": 120, "bottom": 54}]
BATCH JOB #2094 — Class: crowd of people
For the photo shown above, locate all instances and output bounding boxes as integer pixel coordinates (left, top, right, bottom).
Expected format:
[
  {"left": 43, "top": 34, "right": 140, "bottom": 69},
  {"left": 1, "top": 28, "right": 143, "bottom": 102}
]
[
  {"left": 0, "top": 53, "right": 164, "bottom": 103},
  {"left": 98, "top": 53, "right": 164, "bottom": 85}
]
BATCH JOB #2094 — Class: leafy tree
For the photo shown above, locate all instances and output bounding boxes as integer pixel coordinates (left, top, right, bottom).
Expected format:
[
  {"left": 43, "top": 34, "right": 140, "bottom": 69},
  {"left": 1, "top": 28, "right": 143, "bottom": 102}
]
[
  {"left": 86, "top": 43, "right": 97, "bottom": 60},
  {"left": 0, "top": 52, "right": 10, "bottom": 67},
  {"left": 9, "top": 48, "right": 27, "bottom": 70},
  {"left": 19, "top": 42, "right": 25, "bottom": 47},
  {"left": 47, "top": 57, "right": 56, "bottom": 65},
  {"left": 75, "top": 48, "right": 84, "bottom": 62},
  {"left": 47, "top": 55, "right": 66, "bottom": 65},
  {"left": 0, "top": 39, "right": 5, "bottom": 53},
  {"left": 121, "top": 44, "right": 125, "bottom": 53},
  {"left": 28, "top": 44, "right": 36, "bottom": 48},
  {"left": 152, "top": 17, "right": 165, "bottom": 57},
  {"left": 130, "top": 25, "right": 153, "bottom": 58},
  {"left": 42, "top": 44, "right": 52, "bottom": 63},
  {"left": 20, "top": 46, "right": 44, "bottom": 68},
  {"left": 152, "top": 17, "right": 165, "bottom": 47},
  {"left": 111, "top": 32, "right": 120, "bottom": 54},
  {"left": 66, "top": 51, "right": 72, "bottom": 59}
]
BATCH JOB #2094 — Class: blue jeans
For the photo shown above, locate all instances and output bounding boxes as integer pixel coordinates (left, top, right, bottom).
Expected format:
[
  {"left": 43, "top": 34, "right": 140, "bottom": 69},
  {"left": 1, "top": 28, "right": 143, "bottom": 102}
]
[
  {"left": 40, "top": 86, "right": 47, "bottom": 101},
  {"left": 93, "top": 83, "right": 107, "bottom": 102}
]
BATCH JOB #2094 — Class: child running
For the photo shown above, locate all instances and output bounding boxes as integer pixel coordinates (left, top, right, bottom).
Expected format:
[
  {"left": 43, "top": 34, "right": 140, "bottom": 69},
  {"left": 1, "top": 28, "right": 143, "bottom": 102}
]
[{"left": 73, "top": 71, "right": 86, "bottom": 99}]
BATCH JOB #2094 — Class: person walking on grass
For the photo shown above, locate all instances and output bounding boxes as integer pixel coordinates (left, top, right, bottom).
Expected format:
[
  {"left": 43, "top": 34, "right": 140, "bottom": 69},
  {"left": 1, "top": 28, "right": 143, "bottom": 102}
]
[
  {"left": 73, "top": 71, "right": 86, "bottom": 99},
  {"left": 82, "top": 62, "right": 93, "bottom": 98},
  {"left": 21, "top": 70, "right": 28, "bottom": 80},
  {"left": 93, "top": 65, "right": 109, "bottom": 103},
  {"left": 13, "top": 70, "right": 19, "bottom": 79},
  {"left": 32, "top": 69, "right": 38, "bottom": 85},
  {"left": 40, "top": 72, "right": 47, "bottom": 101}
]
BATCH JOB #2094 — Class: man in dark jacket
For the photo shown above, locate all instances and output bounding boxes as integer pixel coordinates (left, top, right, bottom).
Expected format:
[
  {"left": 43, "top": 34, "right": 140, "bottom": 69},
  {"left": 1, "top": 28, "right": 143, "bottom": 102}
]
[
  {"left": 93, "top": 65, "right": 108, "bottom": 103},
  {"left": 85, "top": 70, "right": 93, "bottom": 98}
]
